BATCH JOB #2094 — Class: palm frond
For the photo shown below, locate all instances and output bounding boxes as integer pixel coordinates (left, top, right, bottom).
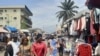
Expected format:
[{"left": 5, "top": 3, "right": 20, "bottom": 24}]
[
  {"left": 68, "top": 1, "right": 74, "bottom": 8},
  {"left": 56, "top": 0, "right": 79, "bottom": 23},
  {"left": 67, "top": 0, "right": 71, "bottom": 6},
  {"left": 65, "top": 0, "right": 67, "bottom": 3},
  {"left": 71, "top": 10, "right": 78, "bottom": 13},
  {"left": 56, "top": 11, "right": 65, "bottom": 22},
  {"left": 71, "top": 6, "right": 79, "bottom": 9},
  {"left": 58, "top": 6, "right": 65, "bottom": 10},
  {"left": 61, "top": 2, "right": 66, "bottom": 8}
]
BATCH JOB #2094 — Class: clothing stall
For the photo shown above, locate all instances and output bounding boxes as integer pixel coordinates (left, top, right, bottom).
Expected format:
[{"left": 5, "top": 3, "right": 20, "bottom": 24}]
[{"left": 85, "top": 0, "right": 100, "bottom": 45}]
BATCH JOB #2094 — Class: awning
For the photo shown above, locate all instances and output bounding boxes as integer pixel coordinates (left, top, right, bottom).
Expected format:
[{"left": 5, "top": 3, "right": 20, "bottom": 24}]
[
  {"left": 0, "top": 27, "right": 8, "bottom": 33},
  {"left": 4, "top": 26, "right": 17, "bottom": 32}
]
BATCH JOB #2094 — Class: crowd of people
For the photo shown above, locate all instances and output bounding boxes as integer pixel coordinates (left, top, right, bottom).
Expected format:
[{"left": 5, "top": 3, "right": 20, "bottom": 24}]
[{"left": 1, "top": 32, "right": 100, "bottom": 56}]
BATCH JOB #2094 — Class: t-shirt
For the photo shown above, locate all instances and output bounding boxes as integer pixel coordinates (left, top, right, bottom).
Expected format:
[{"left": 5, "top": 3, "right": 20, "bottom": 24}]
[
  {"left": 8, "top": 41, "right": 19, "bottom": 56},
  {"left": 49, "top": 39, "right": 57, "bottom": 56},
  {"left": 77, "top": 44, "right": 92, "bottom": 56},
  {"left": 32, "top": 41, "right": 47, "bottom": 56}
]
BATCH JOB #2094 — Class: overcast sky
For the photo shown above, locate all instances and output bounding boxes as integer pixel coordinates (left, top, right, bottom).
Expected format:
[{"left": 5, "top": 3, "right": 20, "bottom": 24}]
[{"left": 0, "top": 0, "right": 86, "bottom": 33}]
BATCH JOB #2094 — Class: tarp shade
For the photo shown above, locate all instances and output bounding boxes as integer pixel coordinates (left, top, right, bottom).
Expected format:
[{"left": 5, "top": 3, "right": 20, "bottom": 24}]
[
  {"left": 5, "top": 26, "right": 17, "bottom": 32},
  {"left": 0, "top": 27, "right": 8, "bottom": 33}
]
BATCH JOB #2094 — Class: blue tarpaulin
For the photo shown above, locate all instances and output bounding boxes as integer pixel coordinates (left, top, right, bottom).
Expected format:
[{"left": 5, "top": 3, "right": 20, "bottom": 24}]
[{"left": 5, "top": 26, "right": 17, "bottom": 32}]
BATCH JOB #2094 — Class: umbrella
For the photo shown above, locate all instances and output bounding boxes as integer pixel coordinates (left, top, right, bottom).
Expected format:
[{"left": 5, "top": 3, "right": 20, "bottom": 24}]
[{"left": 0, "top": 27, "right": 8, "bottom": 33}]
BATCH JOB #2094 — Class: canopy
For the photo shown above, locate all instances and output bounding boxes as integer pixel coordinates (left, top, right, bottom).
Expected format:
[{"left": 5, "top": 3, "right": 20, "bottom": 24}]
[
  {"left": 0, "top": 27, "right": 8, "bottom": 33},
  {"left": 5, "top": 26, "right": 17, "bottom": 32}
]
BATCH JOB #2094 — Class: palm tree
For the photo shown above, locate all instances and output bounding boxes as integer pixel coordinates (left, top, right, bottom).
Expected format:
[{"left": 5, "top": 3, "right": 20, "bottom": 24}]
[{"left": 56, "top": 0, "right": 79, "bottom": 27}]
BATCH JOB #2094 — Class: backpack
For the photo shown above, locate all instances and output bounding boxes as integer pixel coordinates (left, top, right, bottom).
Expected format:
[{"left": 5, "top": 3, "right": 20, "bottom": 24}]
[
  {"left": 4, "top": 44, "right": 13, "bottom": 56},
  {"left": 78, "top": 44, "right": 92, "bottom": 56}
]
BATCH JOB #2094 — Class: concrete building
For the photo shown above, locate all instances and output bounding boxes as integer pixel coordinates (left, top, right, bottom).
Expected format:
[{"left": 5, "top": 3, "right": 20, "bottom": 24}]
[{"left": 0, "top": 5, "right": 33, "bottom": 29}]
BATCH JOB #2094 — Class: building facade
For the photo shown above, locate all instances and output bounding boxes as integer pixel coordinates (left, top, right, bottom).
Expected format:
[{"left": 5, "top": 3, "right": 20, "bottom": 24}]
[{"left": 0, "top": 5, "right": 33, "bottom": 29}]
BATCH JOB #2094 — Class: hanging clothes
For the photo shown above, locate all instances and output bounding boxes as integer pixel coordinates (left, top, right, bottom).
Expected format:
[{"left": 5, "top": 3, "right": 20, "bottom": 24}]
[
  {"left": 90, "top": 10, "right": 96, "bottom": 35},
  {"left": 76, "top": 19, "right": 82, "bottom": 31},
  {"left": 88, "top": 35, "right": 93, "bottom": 44},
  {"left": 85, "top": 15, "right": 91, "bottom": 35},
  {"left": 93, "top": 8, "right": 100, "bottom": 34},
  {"left": 99, "top": 27, "right": 100, "bottom": 34},
  {"left": 70, "top": 20, "right": 77, "bottom": 35},
  {"left": 94, "top": 8, "right": 100, "bottom": 24},
  {"left": 80, "top": 16, "right": 86, "bottom": 31},
  {"left": 74, "top": 20, "right": 78, "bottom": 31},
  {"left": 96, "top": 35, "right": 100, "bottom": 42}
]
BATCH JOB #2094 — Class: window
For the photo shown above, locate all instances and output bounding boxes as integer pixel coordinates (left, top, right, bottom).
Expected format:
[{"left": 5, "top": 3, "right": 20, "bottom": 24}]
[
  {"left": 5, "top": 10, "right": 7, "bottom": 12},
  {"left": 14, "top": 10, "right": 16, "bottom": 12},
  {"left": 0, "top": 10, "right": 3, "bottom": 12},
  {"left": 5, "top": 17, "right": 6, "bottom": 19},
  {"left": 0, "top": 13, "right": 2, "bottom": 15},
  {"left": 14, "top": 17, "right": 17, "bottom": 20},
  {"left": 0, "top": 17, "right": 3, "bottom": 20}
]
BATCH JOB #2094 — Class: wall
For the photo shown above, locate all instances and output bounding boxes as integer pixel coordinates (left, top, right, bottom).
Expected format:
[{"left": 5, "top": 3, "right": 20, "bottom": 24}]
[{"left": 0, "top": 8, "right": 21, "bottom": 29}]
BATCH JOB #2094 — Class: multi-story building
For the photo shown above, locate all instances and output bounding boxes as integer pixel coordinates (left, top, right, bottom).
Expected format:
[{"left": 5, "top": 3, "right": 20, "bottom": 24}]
[{"left": 0, "top": 5, "right": 33, "bottom": 29}]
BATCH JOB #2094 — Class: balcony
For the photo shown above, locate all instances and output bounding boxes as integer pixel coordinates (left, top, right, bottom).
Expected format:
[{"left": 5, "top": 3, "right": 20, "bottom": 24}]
[
  {"left": 21, "top": 18, "right": 32, "bottom": 29},
  {"left": 21, "top": 15, "right": 32, "bottom": 25},
  {"left": 21, "top": 22, "right": 32, "bottom": 29}
]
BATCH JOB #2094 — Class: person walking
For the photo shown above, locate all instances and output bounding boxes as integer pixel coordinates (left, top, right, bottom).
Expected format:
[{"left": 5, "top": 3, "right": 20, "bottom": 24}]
[
  {"left": 75, "top": 39, "right": 92, "bottom": 56},
  {"left": 4, "top": 37, "right": 13, "bottom": 56},
  {"left": 31, "top": 34, "right": 47, "bottom": 56},
  {"left": 17, "top": 37, "right": 31, "bottom": 56},
  {"left": 57, "top": 38, "right": 65, "bottom": 56},
  {"left": 49, "top": 35, "right": 58, "bottom": 56},
  {"left": 5, "top": 36, "right": 20, "bottom": 56},
  {"left": 47, "top": 39, "right": 53, "bottom": 56}
]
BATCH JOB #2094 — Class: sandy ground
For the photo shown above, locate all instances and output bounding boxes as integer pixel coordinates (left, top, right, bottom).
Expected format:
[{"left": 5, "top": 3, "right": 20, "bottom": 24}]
[
  {"left": 0, "top": 51, "right": 5, "bottom": 56},
  {"left": 0, "top": 51, "right": 68, "bottom": 56}
]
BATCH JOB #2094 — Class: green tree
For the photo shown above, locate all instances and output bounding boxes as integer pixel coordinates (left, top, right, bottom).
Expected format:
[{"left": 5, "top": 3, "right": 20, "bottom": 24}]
[{"left": 56, "top": 0, "right": 78, "bottom": 27}]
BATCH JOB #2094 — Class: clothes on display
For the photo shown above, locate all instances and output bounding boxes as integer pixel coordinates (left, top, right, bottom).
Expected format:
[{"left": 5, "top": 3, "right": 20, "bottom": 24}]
[
  {"left": 90, "top": 10, "right": 96, "bottom": 35},
  {"left": 81, "top": 17, "right": 86, "bottom": 31},
  {"left": 67, "top": 8, "right": 100, "bottom": 43},
  {"left": 69, "top": 20, "right": 77, "bottom": 35},
  {"left": 85, "top": 15, "right": 91, "bottom": 35},
  {"left": 76, "top": 18, "right": 81, "bottom": 31}
]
